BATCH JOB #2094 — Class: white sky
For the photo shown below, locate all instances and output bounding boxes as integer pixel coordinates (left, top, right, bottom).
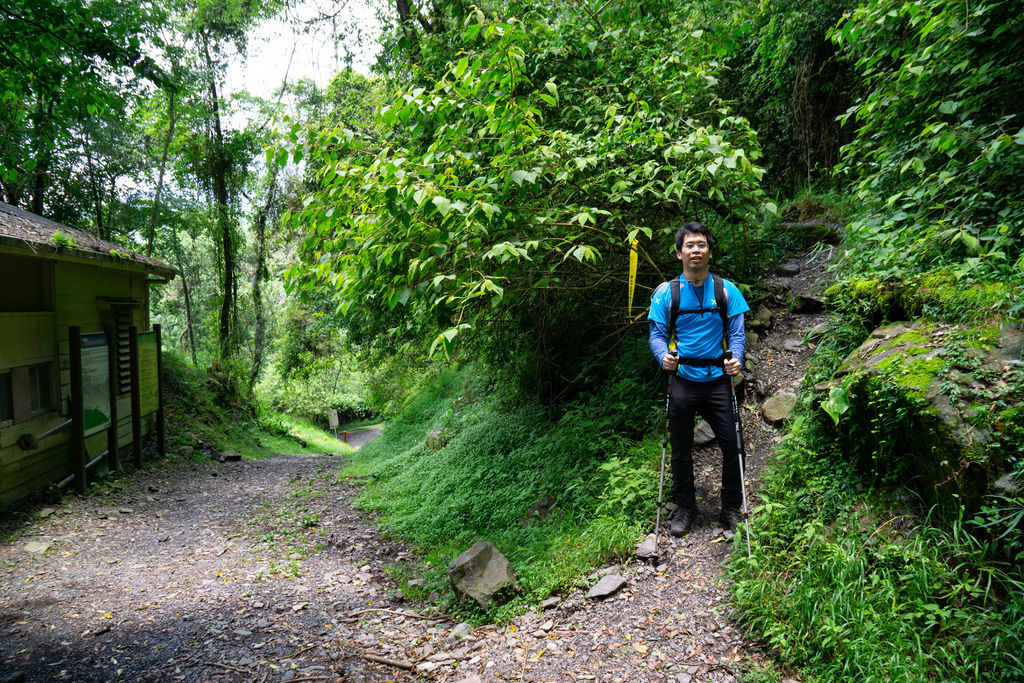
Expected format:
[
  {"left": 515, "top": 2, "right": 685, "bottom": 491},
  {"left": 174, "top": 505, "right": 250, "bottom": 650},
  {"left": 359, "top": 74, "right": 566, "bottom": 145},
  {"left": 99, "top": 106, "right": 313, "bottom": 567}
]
[{"left": 226, "top": 0, "right": 383, "bottom": 99}]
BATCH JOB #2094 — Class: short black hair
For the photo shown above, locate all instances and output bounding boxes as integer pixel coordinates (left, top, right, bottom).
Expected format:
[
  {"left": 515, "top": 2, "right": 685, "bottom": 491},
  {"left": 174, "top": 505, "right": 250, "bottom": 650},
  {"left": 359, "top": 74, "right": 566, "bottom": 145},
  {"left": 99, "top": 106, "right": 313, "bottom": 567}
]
[{"left": 674, "top": 221, "right": 715, "bottom": 251}]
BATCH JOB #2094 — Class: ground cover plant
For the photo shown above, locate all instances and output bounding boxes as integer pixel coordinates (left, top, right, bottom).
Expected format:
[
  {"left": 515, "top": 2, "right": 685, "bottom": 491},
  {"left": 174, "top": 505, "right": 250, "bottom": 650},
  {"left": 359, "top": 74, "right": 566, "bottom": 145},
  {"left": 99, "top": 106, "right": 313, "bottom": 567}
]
[
  {"left": 729, "top": 264, "right": 1024, "bottom": 680},
  {"left": 343, "top": 343, "right": 664, "bottom": 621},
  {"left": 730, "top": 407, "right": 1024, "bottom": 681},
  {"left": 162, "top": 349, "right": 350, "bottom": 460}
]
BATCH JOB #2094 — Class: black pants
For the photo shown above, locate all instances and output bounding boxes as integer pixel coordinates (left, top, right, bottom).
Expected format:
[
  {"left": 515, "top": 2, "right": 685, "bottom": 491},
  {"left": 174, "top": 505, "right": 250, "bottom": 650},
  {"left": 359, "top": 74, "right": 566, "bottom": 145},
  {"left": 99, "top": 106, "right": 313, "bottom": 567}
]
[{"left": 668, "top": 375, "right": 743, "bottom": 512}]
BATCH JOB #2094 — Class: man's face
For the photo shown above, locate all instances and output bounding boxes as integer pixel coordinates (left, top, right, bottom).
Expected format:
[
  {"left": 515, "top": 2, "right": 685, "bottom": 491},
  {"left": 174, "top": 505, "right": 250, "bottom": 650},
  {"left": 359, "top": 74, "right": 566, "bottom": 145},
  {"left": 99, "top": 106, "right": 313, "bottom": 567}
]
[{"left": 676, "top": 233, "right": 711, "bottom": 270}]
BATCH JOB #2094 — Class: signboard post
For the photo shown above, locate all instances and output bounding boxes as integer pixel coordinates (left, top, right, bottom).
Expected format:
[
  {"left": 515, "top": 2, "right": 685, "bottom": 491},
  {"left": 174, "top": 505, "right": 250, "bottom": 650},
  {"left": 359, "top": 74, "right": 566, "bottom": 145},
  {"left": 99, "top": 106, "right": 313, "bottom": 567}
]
[
  {"left": 69, "top": 326, "right": 86, "bottom": 494},
  {"left": 129, "top": 326, "right": 142, "bottom": 468},
  {"left": 104, "top": 324, "right": 120, "bottom": 471},
  {"left": 329, "top": 409, "right": 339, "bottom": 439},
  {"left": 154, "top": 324, "right": 165, "bottom": 457},
  {"left": 80, "top": 333, "right": 111, "bottom": 437}
]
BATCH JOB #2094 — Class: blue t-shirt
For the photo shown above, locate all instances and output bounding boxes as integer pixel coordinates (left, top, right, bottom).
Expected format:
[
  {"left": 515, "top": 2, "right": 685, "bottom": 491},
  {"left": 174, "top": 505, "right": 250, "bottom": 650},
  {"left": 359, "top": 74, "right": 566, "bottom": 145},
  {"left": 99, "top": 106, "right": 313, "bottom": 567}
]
[{"left": 648, "top": 274, "right": 750, "bottom": 382}]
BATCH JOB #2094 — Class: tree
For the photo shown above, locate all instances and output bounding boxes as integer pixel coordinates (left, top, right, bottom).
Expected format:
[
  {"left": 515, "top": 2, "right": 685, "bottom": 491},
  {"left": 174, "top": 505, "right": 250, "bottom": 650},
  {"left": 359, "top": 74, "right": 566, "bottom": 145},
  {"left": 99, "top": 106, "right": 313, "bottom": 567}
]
[
  {"left": 285, "top": 1, "right": 773, "bottom": 399},
  {"left": 0, "top": 0, "right": 166, "bottom": 214},
  {"left": 831, "top": 0, "right": 1024, "bottom": 279}
]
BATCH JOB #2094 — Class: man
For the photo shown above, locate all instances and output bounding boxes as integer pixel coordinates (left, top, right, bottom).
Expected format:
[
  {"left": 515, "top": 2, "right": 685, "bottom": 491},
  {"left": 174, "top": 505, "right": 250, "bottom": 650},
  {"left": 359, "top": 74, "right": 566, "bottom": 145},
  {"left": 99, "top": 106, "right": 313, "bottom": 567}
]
[{"left": 648, "top": 222, "right": 749, "bottom": 535}]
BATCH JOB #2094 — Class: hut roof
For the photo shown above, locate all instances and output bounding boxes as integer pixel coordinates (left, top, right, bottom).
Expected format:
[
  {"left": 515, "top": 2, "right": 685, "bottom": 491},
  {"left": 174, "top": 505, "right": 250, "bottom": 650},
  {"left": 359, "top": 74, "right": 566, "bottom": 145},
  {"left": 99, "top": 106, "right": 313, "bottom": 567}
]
[{"left": 0, "top": 202, "right": 176, "bottom": 279}]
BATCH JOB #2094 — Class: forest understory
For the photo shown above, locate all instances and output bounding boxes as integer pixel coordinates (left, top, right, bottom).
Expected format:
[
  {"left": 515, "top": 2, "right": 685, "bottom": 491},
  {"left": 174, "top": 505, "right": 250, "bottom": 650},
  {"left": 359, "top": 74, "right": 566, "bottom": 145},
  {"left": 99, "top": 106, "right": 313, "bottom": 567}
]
[{"left": 0, "top": 251, "right": 828, "bottom": 682}]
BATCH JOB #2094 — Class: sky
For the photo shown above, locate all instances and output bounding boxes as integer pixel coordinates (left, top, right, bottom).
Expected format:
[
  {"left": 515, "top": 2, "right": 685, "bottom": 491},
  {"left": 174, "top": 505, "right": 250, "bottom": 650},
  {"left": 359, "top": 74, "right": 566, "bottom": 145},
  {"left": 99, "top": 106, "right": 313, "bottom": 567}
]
[{"left": 226, "top": 0, "right": 384, "bottom": 99}]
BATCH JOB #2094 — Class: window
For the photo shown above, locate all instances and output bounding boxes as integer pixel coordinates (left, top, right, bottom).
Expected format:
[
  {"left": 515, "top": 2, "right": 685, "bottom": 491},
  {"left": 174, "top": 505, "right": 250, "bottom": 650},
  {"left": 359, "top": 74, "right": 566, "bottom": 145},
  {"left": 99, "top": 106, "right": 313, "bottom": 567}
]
[
  {"left": 5, "top": 363, "right": 55, "bottom": 423},
  {"left": 28, "top": 363, "right": 53, "bottom": 413},
  {"left": 0, "top": 372, "right": 11, "bottom": 423}
]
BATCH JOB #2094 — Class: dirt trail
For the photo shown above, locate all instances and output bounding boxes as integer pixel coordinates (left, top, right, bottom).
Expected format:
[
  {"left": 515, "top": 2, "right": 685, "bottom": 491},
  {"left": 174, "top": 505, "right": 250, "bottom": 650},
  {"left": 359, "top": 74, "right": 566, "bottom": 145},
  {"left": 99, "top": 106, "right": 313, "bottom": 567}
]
[
  {"left": 1, "top": 435, "right": 407, "bottom": 682},
  {"left": 0, "top": 249, "right": 830, "bottom": 682}
]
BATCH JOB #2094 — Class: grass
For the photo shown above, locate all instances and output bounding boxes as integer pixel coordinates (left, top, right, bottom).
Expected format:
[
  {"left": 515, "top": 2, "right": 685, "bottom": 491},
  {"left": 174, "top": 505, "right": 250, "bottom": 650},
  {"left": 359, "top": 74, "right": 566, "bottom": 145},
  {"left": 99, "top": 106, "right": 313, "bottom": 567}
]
[
  {"left": 338, "top": 418, "right": 386, "bottom": 432},
  {"left": 160, "top": 349, "right": 352, "bottom": 460},
  {"left": 729, "top": 408, "right": 1024, "bottom": 681},
  {"left": 341, "top": 346, "right": 661, "bottom": 622}
]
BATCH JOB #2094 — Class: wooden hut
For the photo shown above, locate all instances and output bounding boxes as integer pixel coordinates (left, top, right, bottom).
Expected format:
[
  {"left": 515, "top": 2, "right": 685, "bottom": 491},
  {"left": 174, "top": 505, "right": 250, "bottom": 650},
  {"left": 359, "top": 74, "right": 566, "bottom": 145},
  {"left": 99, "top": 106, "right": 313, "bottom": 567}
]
[{"left": 0, "top": 201, "right": 175, "bottom": 507}]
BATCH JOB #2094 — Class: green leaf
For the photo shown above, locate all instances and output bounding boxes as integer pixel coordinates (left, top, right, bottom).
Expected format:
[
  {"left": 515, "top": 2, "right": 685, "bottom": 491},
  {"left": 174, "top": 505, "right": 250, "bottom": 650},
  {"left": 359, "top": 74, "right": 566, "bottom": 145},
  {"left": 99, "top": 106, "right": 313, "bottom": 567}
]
[
  {"left": 432, "top": 196, "right": 451, "bottom": 216},
  {"left": 480, "top": 202, "right": 500, "bottom": 219},
  {"left": 454, "top": 56, "right": 469, "bottom": 79},
  {"left": 823, "top": 386, "right": 851, "bottom": 426},
  {"left": 544, "top": 81, "right": 558, "bottom": 103},
  {"left": 510, "top": 169, "right": 536, "bottom": 185}
]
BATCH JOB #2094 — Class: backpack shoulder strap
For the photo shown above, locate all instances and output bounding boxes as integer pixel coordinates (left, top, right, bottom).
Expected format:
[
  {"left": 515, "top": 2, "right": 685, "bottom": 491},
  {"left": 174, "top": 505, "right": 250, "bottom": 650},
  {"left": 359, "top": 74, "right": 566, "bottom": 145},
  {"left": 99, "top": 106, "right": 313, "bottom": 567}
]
[
  {"left": 668, "top": 277, "right": 680, "bottom": 350},
  {"left": 713, "top": 274, "right": 730, "bottom": 351}
]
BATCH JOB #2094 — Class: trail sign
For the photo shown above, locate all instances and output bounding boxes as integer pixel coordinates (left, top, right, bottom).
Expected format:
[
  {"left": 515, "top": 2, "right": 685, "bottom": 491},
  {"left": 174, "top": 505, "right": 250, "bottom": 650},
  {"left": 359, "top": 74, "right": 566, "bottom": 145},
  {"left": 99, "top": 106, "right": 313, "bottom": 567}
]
[
  {"left": 80, "top": 333, "right": 111, "bottom": 436},
  {"left": 138, "top": 331, "right": 158, "bottom": 415}
]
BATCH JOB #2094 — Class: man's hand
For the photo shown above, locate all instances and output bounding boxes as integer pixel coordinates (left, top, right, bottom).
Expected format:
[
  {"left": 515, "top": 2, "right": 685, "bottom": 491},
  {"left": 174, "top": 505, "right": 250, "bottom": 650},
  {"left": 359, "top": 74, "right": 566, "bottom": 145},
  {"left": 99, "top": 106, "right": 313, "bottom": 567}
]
[
  {"left": 724, "top": 357, "right": 741, "bottom": 376},
  {"left": 662, "top": 353, "right": 679, "bottom": 372}
]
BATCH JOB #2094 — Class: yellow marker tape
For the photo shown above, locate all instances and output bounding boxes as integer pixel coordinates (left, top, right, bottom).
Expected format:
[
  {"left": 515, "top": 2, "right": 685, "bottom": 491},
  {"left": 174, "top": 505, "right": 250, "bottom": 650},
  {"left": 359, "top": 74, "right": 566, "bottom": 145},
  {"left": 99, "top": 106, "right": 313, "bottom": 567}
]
[{"left": 627, "top": 239, "right": 638, "bottom": 316}]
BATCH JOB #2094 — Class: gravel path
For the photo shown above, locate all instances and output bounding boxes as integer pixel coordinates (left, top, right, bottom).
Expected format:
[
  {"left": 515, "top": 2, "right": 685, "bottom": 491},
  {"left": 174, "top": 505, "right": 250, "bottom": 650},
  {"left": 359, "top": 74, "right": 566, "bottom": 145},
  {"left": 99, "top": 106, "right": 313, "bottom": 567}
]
[
  {"left": 1, "top": 434, "right": 412, "bottom": 682},
  {"left": 0, "top": 249, "right": 830, "bottom": 682}
]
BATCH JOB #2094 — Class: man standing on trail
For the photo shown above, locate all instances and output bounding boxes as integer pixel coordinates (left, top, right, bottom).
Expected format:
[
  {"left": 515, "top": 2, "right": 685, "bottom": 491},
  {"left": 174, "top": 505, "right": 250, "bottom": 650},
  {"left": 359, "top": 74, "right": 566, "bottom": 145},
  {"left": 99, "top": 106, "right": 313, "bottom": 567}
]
[{"left": 648, "top": 222, "right": 750, "bottom": 536}]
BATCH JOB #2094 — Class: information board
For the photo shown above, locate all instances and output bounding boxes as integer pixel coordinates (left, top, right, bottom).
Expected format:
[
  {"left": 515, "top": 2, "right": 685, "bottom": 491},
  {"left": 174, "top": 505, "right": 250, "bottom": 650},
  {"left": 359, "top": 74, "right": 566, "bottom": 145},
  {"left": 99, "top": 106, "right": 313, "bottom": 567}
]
[
  {"left": 80, "top": 333, "right": 110, "bottom": 436},
  {"left": 138, "top": 331, "right": 159, "bottom": 415}
]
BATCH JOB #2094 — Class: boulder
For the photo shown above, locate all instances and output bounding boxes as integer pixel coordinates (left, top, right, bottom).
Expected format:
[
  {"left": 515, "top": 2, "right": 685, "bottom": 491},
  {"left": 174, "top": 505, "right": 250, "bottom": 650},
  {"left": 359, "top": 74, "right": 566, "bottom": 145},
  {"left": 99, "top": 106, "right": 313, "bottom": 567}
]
[
  {"left": 779, "top": 220, "right": 842, "bottom": 246},
  {"left": 817, "top": 320, "right": 1023, "bottom": 516},
  {"left": 24, "top": 540, "right": 51, "bottom": 555},
  {"left": 791, "top": 293, "right": 824, "bottom": 313},
  {"left": 426, "top": 429, "right": 449, "bottom": 450},
  {"left": 693, "top": 420, "right": 716, "bottom": 446},
  {"left": 541, "top": 596, "right": 562, "bottom": 609},
  {"left": 782, "top": 338, "right": 804, "bottom": 353},
  {"left": 805, "top": 321, "right": 829, "bottom": 341},
  {"left": 450, "top": 622, "right": 472, "bottom": 640},
  {"left": 587, "top": 574, "right": 627, "bottom": 599},
  {"left": 635, "top": 534, "right": 658, "bottom": 559},
  {"left": 762, "top": 390, "right": 797, "bottom": 423},
  {"left": 777, "top": 261, "right": 801, "bottom": 276},
  {"left": 448, "top": 541, "right": 518, "bottom": 610}
]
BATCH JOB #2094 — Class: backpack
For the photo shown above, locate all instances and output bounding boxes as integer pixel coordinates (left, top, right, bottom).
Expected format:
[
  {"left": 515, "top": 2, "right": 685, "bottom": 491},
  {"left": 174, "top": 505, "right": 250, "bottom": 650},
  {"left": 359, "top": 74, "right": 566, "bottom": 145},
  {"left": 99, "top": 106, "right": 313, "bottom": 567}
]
[{"left": 665, "top": 274, "right": 731, "bottom": 367}]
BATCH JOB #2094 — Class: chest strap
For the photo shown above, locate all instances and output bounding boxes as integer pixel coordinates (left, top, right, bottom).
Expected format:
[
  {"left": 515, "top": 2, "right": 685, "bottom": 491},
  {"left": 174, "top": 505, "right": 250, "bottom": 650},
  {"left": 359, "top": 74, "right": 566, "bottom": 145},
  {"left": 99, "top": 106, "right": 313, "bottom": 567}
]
[{"left": 675, "top": 354, "right": 727, "bottom": 368}]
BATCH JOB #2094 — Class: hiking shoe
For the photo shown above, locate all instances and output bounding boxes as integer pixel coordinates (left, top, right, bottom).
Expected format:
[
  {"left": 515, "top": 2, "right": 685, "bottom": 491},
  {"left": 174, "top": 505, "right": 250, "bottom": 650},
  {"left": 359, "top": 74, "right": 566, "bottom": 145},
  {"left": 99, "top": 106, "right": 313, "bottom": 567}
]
[
  {"left": 668, "top": 507, "right": 696, "bottom": 537},
  {"left": 719, "top": 508, "right": 744, "bottom": 533}
]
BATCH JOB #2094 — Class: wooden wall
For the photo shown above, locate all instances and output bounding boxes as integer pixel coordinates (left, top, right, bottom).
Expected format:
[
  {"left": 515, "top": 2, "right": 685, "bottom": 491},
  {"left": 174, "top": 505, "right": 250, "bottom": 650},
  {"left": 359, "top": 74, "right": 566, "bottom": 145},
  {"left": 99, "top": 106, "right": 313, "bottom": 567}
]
[{"left": 0, "top": 256, "right": 155, "bottom": 508}]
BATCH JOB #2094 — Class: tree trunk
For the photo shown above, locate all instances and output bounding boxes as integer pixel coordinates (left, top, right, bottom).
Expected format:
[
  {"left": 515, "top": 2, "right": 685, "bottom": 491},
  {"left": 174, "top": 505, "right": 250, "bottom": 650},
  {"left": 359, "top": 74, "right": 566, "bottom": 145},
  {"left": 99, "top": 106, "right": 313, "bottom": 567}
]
[
  {"left": 248, "top": 169, "right": 277, "bottom": 389},
  {"left": 171, "top": 229, "right": 199, "bottom": 365},
  {"left": 148, "top": 92, "right": 176, "bottom": 257},
  {"left": 395, "top": 0, "right": 422, "bottom": 63},
  {"left": 82, "top": 128, "right": 105, "bottom": 238},
  {"left": 30, "top": 96, "right": 53, "bottom": 216},
  {"left": 202, "top": 35, "right": 235, "bottom": 359}
]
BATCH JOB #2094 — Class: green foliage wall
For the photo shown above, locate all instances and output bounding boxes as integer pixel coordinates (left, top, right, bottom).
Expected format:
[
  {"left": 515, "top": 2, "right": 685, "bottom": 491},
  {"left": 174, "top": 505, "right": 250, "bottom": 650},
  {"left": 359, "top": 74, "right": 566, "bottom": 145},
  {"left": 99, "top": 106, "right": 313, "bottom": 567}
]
[
  {"left": 832, "top": 0, "right": 1024, "bottom": 280},
  {"left": 723, "top": 0, "right": 858, "bottom": 191},
  {"left": 284, "top": 1, "right": 774, "bottom": 400},
  {"left": 346, "top": 340, "right": 662, "bottom": 617}
]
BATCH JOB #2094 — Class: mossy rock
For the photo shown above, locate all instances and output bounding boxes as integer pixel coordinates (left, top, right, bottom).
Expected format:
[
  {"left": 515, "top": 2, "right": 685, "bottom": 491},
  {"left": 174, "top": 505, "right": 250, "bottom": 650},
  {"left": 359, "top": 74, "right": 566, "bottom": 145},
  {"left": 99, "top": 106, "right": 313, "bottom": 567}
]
[
  {"left": 822, "top": 271, "right": 1019, "bottom": 324},
  {"left": 815, "top": 320, "right": 1023, "bottom": 518}
]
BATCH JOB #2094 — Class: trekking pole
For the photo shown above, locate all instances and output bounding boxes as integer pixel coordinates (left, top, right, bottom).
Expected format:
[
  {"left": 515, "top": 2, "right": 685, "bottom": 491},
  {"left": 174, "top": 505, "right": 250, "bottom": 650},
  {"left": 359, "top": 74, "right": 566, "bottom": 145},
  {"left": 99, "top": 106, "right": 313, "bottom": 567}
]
[
  {"left": 654, "top": 351, "right": 677, "bottom": 558},
  {"left": 723, "top": 349, "right": 752, "bottom": 557}
]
